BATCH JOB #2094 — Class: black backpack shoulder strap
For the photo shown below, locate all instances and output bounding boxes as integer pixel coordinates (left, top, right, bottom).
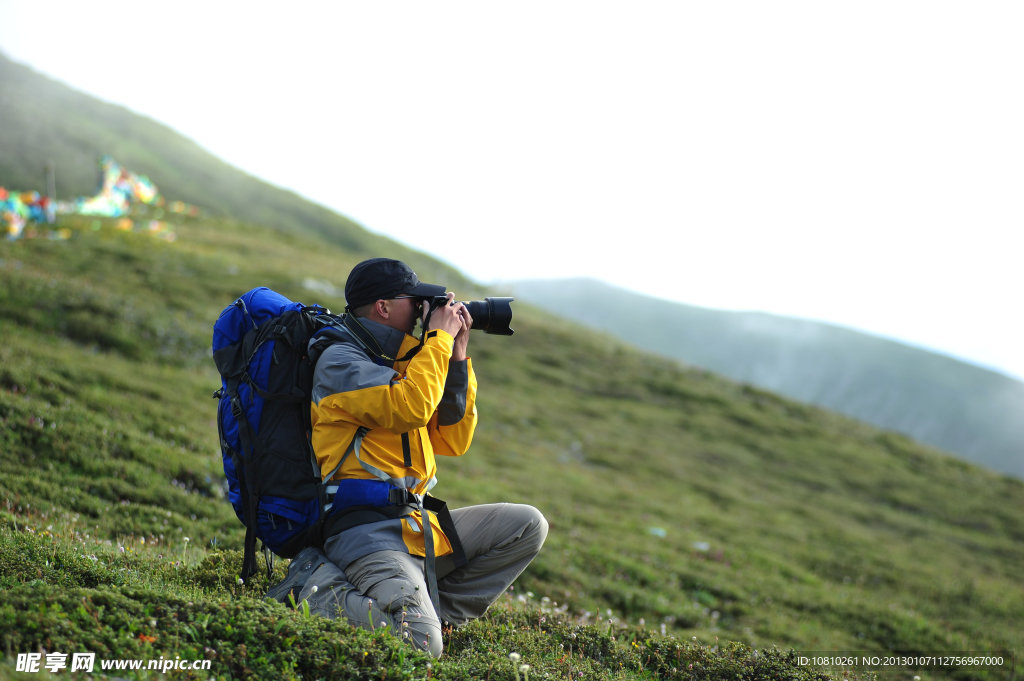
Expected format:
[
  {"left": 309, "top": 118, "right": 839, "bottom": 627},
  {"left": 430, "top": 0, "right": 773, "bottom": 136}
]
[{"left": 308, "top": 323, "right": 348, "bottom": 362}]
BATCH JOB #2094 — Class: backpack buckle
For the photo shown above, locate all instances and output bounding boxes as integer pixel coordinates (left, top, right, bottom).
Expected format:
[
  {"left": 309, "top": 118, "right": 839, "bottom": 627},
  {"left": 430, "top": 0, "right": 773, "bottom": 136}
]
[{"left": 388, "top": 488, "right": 416, "bottom": 505}]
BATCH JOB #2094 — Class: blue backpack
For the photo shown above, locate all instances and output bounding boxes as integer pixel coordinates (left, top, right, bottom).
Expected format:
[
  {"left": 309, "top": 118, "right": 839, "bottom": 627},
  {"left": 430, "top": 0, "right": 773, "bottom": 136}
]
[{"left": 212, "top": 287, "right": 348, "bottom": 580}]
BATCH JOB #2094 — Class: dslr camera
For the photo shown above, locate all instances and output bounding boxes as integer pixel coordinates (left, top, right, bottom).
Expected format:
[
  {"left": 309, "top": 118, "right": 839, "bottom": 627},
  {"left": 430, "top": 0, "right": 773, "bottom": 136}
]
[{"left": 426, "top": 295, "right": 515, "bottom": 336}]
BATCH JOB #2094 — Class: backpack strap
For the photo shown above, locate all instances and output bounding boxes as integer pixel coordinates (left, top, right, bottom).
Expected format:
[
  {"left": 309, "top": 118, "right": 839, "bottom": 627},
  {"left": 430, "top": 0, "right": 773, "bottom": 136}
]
[
  {"left": 423, "top": 495, "right": 466, "bottom": 568},
  {"left": 419, "top": 494, "right": 468, "bottom": 618},
  {"left": 224, "top": 376, "right": 263, "bottom": 582},
  {"left": 418, "top": 494, "right": 440, "bottom": 616}
]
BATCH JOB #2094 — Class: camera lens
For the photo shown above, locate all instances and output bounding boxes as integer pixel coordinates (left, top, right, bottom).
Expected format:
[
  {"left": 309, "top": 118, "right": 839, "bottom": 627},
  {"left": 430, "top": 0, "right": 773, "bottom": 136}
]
[
  {"left": 464, "top": 297, "right": 514, "bottom": 335},
  {"left": 426, "top": 295, "right": 514, "bottom": 335}
]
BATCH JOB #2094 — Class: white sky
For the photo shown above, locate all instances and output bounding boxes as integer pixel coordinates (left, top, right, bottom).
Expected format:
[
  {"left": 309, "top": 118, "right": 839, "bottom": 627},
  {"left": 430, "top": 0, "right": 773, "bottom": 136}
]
[{"left": 1, "top": 1, "right": 1021, "bottom": 380}]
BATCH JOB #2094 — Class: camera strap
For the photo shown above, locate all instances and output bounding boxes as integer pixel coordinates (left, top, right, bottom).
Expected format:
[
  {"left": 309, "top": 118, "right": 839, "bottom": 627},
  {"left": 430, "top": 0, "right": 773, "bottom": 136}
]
[{"left": 340, "top": 313, "right": 423, "bottom": 364}]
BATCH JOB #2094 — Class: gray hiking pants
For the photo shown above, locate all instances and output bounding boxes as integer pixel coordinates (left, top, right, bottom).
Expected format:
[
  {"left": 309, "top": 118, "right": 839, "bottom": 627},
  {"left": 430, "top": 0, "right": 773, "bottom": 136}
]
[{"left": 299, "top": 502, "right": 548, "bottom": 658}]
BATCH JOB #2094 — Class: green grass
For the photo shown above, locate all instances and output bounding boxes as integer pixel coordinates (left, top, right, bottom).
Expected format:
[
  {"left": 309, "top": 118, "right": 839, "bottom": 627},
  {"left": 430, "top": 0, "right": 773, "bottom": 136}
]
[
  {"left": 0, "top": 520, "right": 833, "bottom": 681},
  {"left": 2, "top": 215, "right": 1021, "bottom": 680}
]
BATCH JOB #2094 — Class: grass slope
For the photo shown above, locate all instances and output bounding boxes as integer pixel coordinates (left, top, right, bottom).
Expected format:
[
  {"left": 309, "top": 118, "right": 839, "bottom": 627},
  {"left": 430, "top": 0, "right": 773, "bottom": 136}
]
[
  {"left": 506, "top": 278, "right": 1024, "bottom": 479},
  {"left": 2, "top": 215, "right": 1021, "bottom": 680}
]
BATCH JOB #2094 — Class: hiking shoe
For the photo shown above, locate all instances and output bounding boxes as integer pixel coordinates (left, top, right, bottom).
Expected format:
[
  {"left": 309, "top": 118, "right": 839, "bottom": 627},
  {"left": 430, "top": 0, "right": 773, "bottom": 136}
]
[{"left": 265, "top": 546, "right": 328, "bottom": 603}]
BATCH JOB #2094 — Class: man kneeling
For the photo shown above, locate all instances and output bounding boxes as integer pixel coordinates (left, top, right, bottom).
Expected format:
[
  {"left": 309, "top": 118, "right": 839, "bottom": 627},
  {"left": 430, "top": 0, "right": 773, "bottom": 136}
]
[{"left": 267, "top": 258, "right": 548, "bottom": 658}]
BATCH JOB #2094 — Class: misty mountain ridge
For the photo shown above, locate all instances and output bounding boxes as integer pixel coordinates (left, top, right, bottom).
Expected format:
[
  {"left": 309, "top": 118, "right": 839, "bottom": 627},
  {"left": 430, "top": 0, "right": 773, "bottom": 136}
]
[{"left": 506, "top": 277, "right": 1024, "bottom": 479}]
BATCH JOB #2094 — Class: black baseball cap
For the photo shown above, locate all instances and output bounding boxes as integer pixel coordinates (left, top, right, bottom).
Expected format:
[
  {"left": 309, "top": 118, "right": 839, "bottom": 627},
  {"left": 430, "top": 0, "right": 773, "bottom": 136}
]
[{"left": 344, "top": 258, "right": 446, "bottom": 310}]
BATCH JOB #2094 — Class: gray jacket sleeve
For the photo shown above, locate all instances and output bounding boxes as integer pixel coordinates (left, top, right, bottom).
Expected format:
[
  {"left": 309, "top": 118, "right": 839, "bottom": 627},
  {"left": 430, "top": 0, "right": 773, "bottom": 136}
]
[{"left": 436, "top": 359, "right": 469, "bottom": 426}]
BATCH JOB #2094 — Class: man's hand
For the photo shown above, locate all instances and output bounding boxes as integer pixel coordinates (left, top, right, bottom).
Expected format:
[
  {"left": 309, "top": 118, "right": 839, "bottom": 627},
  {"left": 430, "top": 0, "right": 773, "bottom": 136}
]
[
  {"left": 428, "top": 293, "right": 472, "bottom": 360},
  {"left": 451, "top": 301, "right": 472, "bottom": 362}
]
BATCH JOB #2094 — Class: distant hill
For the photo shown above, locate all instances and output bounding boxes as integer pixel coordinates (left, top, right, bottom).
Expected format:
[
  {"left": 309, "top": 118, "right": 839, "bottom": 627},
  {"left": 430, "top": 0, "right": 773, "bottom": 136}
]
[{"left": 507, "top": 278, "right": 1024, "bottom": 478}]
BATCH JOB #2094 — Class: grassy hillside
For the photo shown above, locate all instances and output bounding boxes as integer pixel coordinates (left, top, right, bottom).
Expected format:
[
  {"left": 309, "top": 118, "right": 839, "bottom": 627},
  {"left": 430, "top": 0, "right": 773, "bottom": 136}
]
[
  {"left": 507, "top": 278, "right": 1024, "bottom": 479},
  {"left": 2, "top": 214, "right": 1022, "bottom": 680}
]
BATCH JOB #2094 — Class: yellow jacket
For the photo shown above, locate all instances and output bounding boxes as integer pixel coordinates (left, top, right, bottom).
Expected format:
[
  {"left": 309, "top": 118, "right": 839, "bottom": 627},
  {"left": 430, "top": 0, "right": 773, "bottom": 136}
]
[{"left": 309, "top": 317, "right": 477, "bottom": 560}]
